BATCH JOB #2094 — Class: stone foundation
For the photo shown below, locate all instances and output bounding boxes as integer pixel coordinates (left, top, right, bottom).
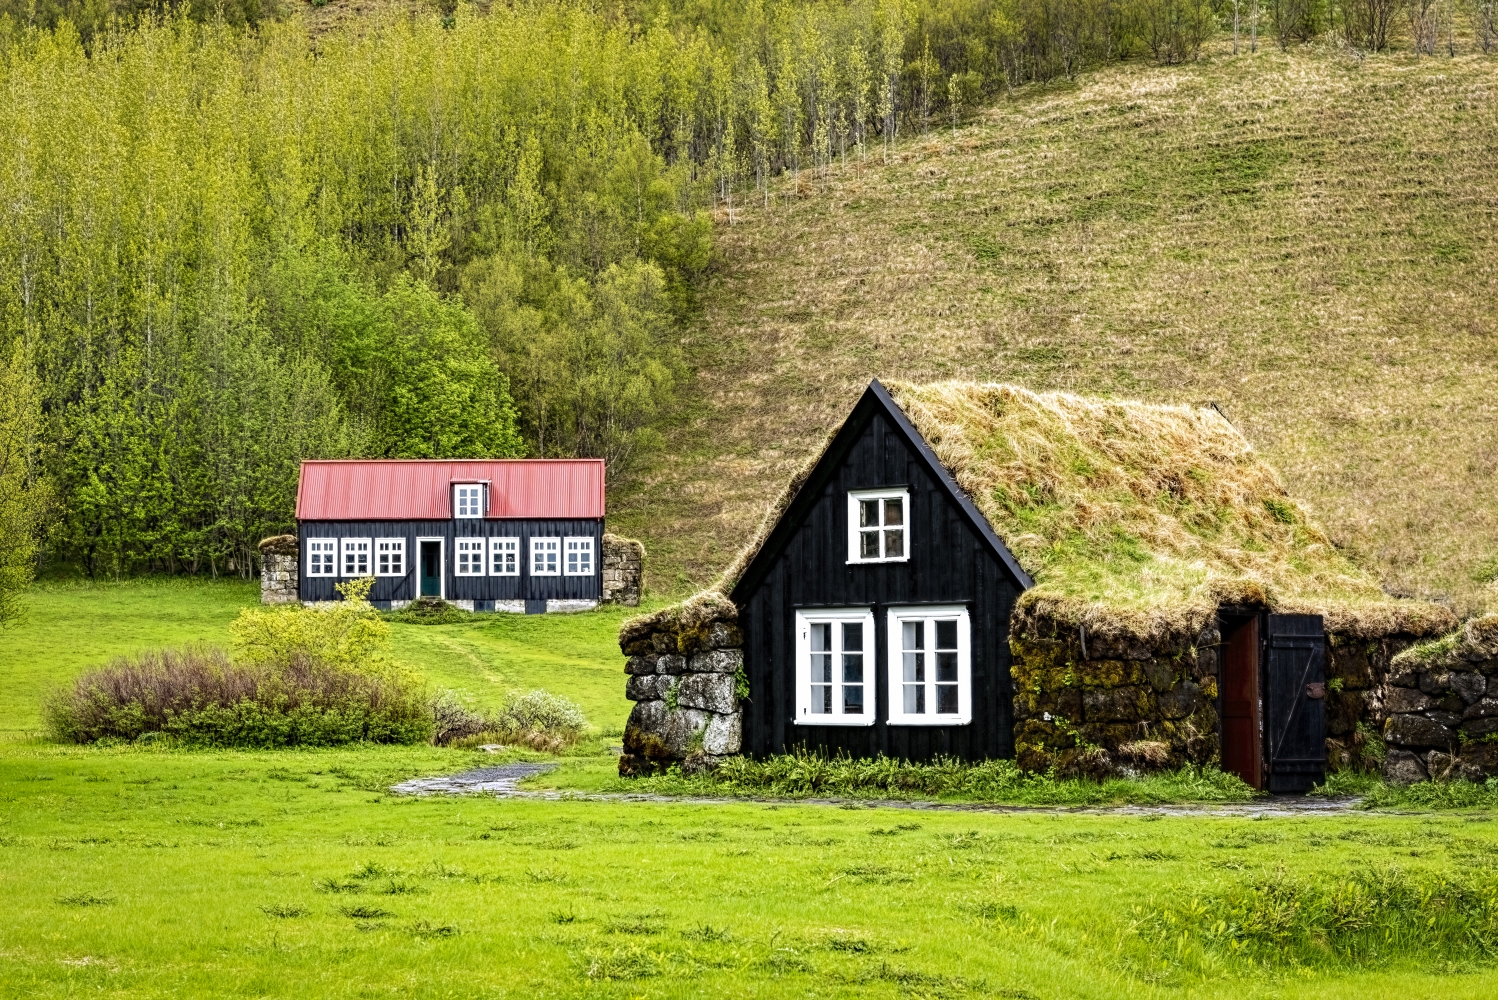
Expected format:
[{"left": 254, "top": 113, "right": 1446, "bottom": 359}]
[
  {"left": 258, "top": 535, "right": 298, "bottom": 604},
  {"left": 1010, "top": 622, "right": 1221, "bottom": 777},
  {"left": 1373, "top": 616, "right": 1498, "bottom": 783},
  {"left": 602, "top": 534, "right": 644, "bottom": 606},
  {"left": 617, "top": 594, "right": 742, "bottom": 775}
]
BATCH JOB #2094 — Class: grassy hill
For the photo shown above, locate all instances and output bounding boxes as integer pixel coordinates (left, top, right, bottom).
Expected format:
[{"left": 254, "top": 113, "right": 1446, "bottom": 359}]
[{"left": 611, "top": 45, "right": 1498, "bottom": 612}]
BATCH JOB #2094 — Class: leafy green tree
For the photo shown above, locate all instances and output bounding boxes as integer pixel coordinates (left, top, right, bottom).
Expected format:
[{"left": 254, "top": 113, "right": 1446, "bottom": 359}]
[{"left": 0, "top": 342, "right": 50, "bottom": 625}]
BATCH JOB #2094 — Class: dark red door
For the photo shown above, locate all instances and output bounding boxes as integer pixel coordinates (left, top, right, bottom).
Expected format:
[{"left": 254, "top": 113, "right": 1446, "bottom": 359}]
[{"left": 1220, "top": 617, "right": 1262, "bottom": 789}]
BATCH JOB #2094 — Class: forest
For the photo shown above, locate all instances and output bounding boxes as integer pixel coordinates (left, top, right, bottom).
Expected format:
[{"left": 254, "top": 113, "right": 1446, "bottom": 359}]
[{"left": 0, "top": 0, "right": 1494, "bottom": 602}]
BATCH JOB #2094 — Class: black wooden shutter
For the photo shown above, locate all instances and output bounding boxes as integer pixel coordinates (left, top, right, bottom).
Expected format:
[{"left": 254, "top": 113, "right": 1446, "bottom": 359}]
[{"left": 1263, "top": 614, "right": 1327, "bottom": 793}]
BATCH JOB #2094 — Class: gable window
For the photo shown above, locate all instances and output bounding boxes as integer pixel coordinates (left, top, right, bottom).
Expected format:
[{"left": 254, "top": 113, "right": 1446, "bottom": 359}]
[
  {"left": 454, "top": 484, "right": 484, "bottom": 519},
  {"left": 794, "top": 609, "right": 876, "bottom": 726},
  {"left": 340, "top": 537, "right": 371, "bottom": 577},
  {"left": 847, "top": 489, "right": 909, "bottom": 563},
  {"left": 455, "top": 538, "right": 485, "bottom": 576},
  {"left": 531, "top": 537, "right": 560, "bottom": 576},
  {"left": 564, "top": 537, "right": 594, "bottom": 576},
  {"left": 886, "top": 606, "right": 971, "bottom": 725},
  {"left": 307, "top": 539, "right": 337, "bottom": 577},
  {"left": 489, "top": 537, "right": 519, "bottom": 576},
  {"left": 375, "top": 538, "right": 406, "bottom": 577}
]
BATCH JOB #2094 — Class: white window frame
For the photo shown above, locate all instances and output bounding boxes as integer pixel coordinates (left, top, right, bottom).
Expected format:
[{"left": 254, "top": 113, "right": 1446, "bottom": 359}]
[
  {"left": 306, "top": 539, "right": 337, "bottom": 577},
  {"left": 564, "top": 536, "right": 594, "bottom": 577},
  {"left": 453, "top": 483, "right": 485, "bottom": 519},
  {"left": 886, "top": 605, "right": 971, "bottom": 726},
  {"left": 454, "top": 537, "right": 486, "bottom": 577},
  {"left": 339, "top": 537, "right": 372, "bottom": 578},
  {"left": 530, "top": 537, "right": 560, "bottom": 577},
  {"left": 416, "top": 536, "right": 445, "bottom": 600},
  {"left": 794, "top": 608, "right": 877, "bottom": 726},
  {"left": 374, "top": 537, "right": 406, "bottom": 577},
  {"left": 489, "top": 537, "right": 519, "bottom": 577},
  {"left": 847, "top": 488, "right": 910, "bottom": 564}
]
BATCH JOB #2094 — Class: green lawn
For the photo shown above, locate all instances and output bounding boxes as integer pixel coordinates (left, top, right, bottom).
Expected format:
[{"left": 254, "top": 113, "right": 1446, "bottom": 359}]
[
  {"left": 2, "top": 581, "right": 1497, "bottom": 997},
  {"left": 0, "top": 580, "right": 639, "bottom": 743}
]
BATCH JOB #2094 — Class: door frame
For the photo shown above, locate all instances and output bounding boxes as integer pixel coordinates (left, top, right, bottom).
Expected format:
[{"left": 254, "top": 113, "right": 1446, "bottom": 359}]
[
  {"left": 1218, "top": 612, "right": 1264, "bottom": 790},
  {"left": 416, "top": 536, "right": 445, "bottom": 600}
]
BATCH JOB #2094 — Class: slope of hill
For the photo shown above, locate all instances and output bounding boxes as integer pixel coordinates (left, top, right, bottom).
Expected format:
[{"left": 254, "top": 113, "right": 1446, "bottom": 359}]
[{"left": 609, "top": 47, "right": 1498, "bottom": 612}]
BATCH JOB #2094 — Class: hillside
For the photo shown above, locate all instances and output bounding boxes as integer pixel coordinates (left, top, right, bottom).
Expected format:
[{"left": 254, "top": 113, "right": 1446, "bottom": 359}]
[{"left": 610, "top": 47, "right": 1498, "bottom": 611}]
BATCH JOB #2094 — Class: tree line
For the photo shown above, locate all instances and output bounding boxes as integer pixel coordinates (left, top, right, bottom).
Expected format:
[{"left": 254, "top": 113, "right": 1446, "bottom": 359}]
[{"left": 0, "top": 0, "right": 1492, "bottom": 599}]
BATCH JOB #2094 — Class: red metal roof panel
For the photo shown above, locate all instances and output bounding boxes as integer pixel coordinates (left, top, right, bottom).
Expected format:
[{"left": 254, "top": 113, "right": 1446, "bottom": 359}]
[{"left": 296, "top": 460, "right": 605, "bottom": 521}]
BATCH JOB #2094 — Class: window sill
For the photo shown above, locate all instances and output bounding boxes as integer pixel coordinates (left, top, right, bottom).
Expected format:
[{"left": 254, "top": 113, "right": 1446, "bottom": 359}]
[
  {"left": 886, "top": 716, "right": 972, "bottom": 727},
  {"left": 845, "top": 557, "right": 911, "bottom": 566},
  {"left": 794, "top": 717, "right": 876, "bottom": 727}
]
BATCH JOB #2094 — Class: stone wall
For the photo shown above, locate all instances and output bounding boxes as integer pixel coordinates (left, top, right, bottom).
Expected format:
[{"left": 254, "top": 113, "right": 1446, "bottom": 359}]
[
  {"left": 1374, "top": 616, "right": 1498, "bottom": 783},
  {"left": 602, "top": 534, "right": 644, "bottom": 606},
  {"left": 1010, "top": 621, "right": 1221, "bottom": 777},
  {"left": 617, "top": 594, "right": 742, "bottom": 775},
  {"left": 1322, "top": 633, "right": 1419, "bottom": 772},
  {"left": 258, "top": 535, "right": 299, "bottom": 605}
]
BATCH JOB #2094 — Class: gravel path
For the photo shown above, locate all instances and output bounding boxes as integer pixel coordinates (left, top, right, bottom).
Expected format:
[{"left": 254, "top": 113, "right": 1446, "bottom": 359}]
[{"left": 390, "top": 764, "right": 1369, "bottom": 815}]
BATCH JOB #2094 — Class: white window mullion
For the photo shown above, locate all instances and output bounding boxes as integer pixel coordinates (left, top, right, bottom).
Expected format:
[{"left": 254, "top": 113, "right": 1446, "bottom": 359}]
[
  {"left": 455, "top": 538, "right": 485, "bottom": 576},
  {"left": 306, "top": 539, "right": 337, "bottom": 577},
  {"left": 564, "top": 536, "right": 594, "bottom": 576},
  {"left": 375, "top": 538, "right": 406, "bottom": 577},
  {"left": 795, "top": 609, "right": 875, "bottom": 726},
  {"left": 489, "top": 537, "right": 519, "bottom": 576},
  {"left": 531, "top": 537, "right": 560, "bottom": 576},
  {"left": 847, "top": 489, "right": 910, "bottom": 563},
  {"left": 339, "top": 537, "right": 371, "bottom": 577}
]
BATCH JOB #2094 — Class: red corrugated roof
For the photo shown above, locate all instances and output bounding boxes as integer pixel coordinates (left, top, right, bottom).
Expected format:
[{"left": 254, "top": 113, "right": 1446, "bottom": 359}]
[{"left": 296, "top": 460, "right": 605, "bottom": 521}]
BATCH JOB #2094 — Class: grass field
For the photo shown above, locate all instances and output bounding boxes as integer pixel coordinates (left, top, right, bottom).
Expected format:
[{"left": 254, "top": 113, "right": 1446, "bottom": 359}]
[
  {"left": 2, "top": 582, "right": 1498, "bottom": 995},
  {"left": 610, "top": 46, "right": 1498, "bottom": 609},
  {"left": 1, "top": 581, "right": 637, "bottom": 743}
]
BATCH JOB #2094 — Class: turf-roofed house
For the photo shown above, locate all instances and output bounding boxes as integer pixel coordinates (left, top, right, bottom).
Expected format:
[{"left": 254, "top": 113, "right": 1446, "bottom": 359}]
[
  {"left": 619, "top": 380, "right": 1461, "bottom": 791},
  {"left": 267, "top": 458, "right": 640, "bottom": 613}
]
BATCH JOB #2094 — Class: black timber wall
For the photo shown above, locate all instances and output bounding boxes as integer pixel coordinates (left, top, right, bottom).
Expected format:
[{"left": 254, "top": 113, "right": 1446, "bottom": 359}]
[
  {"left": 735, "top": 409, "right": 1020, "bottom": 762},
  {"left": 296, "top": 519, "right": 602, "bottom": 604}
]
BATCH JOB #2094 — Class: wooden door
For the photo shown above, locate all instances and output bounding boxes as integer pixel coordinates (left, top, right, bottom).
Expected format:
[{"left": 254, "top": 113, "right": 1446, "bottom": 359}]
[
  {"left": 1220, "top": 617, "right": 1262, "bottom": 789},
  {"left": 1263, "top": 614, "right": 1327, "bottom": 793},
  {"left": 420, "top": 541, "right": 442, "bottom": 597}
]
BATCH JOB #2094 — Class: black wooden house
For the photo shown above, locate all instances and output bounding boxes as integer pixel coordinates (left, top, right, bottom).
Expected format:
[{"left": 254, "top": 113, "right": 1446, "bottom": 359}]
[
  {"left": 728, "top": 381, "right": 1035, "bottom": 762},
  {"left": 296, "top": 459, "right": 606, "bottom": 613}
]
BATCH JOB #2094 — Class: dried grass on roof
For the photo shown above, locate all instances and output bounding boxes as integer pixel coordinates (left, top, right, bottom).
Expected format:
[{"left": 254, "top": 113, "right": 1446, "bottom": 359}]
[{"left": 887, "top": 381, "right": 1450, "bottom": 643}]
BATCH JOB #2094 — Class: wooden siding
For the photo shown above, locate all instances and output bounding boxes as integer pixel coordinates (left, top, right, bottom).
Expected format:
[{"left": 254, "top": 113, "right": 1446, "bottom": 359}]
[
  {"left": 296, "top": 519, "right": 602, "bottom": 604},
  {"left": 735, "top": 408, "right": 1021, "bottom": 762}
]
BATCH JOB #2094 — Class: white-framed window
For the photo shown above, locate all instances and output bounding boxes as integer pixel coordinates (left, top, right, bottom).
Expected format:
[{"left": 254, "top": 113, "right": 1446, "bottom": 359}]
[
  {"left": 886, "top": 605, "right": 971, "bottom": 725},
  {"left": 375, "top": 538, "right": 406, "bottom": 577},
  {"left": 848, "top": 489, "right": 909, "bottom": 563},
  {"left": 531, "top": 537, "right": 560, "bottom": 576},
  {"left": 489, "top": 537, "right": 519, "bottom": 576},
  {"left": 794, "top": 608, "right": 876, "bottom": 726},
  {"left": 455, "top": 538, "right": 485, "bottom": 576},
  {"left": 564, "top": 536, "right": 594, "bottom": 576},
  {"left": 453, "top": 484, "right": 484, "bottom": 519},
  {"left": 340, "top": 537, "right": 371, "bottom": 577},
  {"left": 307, "top": 539, "right": 337, "bottom": 577}
]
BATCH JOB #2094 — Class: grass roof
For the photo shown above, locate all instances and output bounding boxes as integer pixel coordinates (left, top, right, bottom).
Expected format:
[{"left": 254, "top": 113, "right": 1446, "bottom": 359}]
[{"left": 721, "top": 381, "right": 1452, "bottom": 645}]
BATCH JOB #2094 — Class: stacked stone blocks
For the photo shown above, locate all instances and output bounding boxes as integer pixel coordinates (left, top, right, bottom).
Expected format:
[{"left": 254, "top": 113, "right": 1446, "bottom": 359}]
[
  {"left": 258, "top": 535, "right": 299, "bottom": 604},
  {"left": 602, "top": 534, "right": 644, "bottom": 607},
  {"left": 1375, "top": 617, "right": 1498, "bottom": 783}
]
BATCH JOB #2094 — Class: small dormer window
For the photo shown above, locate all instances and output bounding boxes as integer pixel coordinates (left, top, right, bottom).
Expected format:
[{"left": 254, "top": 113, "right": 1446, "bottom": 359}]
[
  {"left": 847, "top": 488, "right": 909, "bottom": 563},
  {"left": 454, "top": 484, "right": 483, "bottom": 519}
]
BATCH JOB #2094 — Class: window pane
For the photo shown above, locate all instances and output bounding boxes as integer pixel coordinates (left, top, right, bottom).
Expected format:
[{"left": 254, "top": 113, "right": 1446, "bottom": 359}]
[
  {"left": 883, "top": 497, "right": 903, "bottom": 526},
  {"left": 903, "top": 651, "right": 924, "bottom": 683},
  {"left": 842, "top": 652, "right": 863, "bottom": 684},
  {"left": 843, "top": 684, "right": 864, "bottom": 714},
  {"left": 902, "top": 620, "right": 923, "bottom": 652},
  {"left": 937, "top": 651, "right": 958, "bottom": 683},
  {"left": 841, "top": 622, "right": 863, "bottom": 652},
  {"left": 936, "top": 684, "right": 959, "bottom": 714},
  {"left": 811, "top": 653, "right": 831, "bottom": 684},
  {"left": 883, "top": 528, "right": 903, "bottom": 558},
  {"left": 936, "top": 619, "right": 958, "bottom": 650},
  {"left": 811, "top": 682, "right": 831, "bottom": 714},
  {"left": 809, "top": 623, "right": 831, "bottom": 652},
  {"left": 904, "top": 683, "right": 925, "bottom": 714},
  {"left": 860, "top": 530, "right": 880, "bottom": 559},
  {"left": 860, "top": 499, "right": 879, "bottom": 528}
]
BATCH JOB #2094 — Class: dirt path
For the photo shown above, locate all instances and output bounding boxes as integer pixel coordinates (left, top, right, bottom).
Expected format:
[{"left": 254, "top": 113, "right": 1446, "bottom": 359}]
[{"left": 392, "top": 764, "right": 1372, "bottom": 816}]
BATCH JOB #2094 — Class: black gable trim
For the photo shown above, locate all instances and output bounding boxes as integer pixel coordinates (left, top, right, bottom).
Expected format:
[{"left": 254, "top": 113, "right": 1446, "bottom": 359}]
[{"left": 729, "top": 380, "right": 1032, "bottom": 603}]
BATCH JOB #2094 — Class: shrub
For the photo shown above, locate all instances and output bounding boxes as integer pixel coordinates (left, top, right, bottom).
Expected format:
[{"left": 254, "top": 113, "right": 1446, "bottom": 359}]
[
  {"left": 231, "top": 577, "right": 391, "bottom": 668},
  {"left": 431, "top": 689, "right": 588, "bottom": 753},
  {"left": 44, "top": 646, "right": 432, "bottom": 748}
]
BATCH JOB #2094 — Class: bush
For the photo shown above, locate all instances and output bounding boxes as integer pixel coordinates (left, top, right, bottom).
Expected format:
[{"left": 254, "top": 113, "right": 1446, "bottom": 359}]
[
  {"left": 44, "top": 646, "right": 432, "bottom": 748},
  {"left": 230, "top": 577, "right": 391, "bottom": 668},
  {"left": 431, "top": 689, "right": 588, "bottom": 753}
]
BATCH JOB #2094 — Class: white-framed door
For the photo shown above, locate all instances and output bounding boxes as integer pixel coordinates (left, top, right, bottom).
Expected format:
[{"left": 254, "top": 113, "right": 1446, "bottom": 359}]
[{"left": 416, "top": 536, "right": 445, "bottom": 600}]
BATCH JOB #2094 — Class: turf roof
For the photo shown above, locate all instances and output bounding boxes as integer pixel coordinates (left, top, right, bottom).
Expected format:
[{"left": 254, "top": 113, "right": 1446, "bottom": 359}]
[{"left": 717, "top": 380, "right": 1451, "bottom": 645}]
